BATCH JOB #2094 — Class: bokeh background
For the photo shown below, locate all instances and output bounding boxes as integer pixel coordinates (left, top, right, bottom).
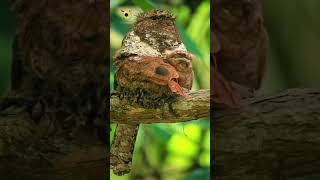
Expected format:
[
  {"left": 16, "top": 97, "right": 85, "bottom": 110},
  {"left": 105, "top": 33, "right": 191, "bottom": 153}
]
[
  {"left": 260, "top": 1, "right": 320, "bottom": 95},
  {"left": 0, "top": 1, "right": 15, "bottom": 96},
  {"left": 110, "top": 0, "right": 210, "bottom": 179}
]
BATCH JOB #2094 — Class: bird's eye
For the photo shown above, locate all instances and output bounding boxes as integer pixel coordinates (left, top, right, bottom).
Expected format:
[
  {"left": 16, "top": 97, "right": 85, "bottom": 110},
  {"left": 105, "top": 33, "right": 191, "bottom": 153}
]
[
  {"left": 119, "top": 9, "right": 131, "bottom": 19},
  {"left": 155, "top": 66, "right": 169, "bottom": 76},
  {"left": 176, "top": 58, "right": 191, "bottom": 71},
  {"left": 179, "top": 61, "right": 188, "bottom": 68},
  {"left": 152, "top": 17, "right": 157, "bottom": 20}
]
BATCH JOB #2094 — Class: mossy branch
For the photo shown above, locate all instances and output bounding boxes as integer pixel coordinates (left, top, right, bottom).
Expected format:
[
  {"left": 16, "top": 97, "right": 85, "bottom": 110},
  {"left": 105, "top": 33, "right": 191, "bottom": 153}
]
[{"left": 110, "top": 89, "right": 210, "bottom": 124}]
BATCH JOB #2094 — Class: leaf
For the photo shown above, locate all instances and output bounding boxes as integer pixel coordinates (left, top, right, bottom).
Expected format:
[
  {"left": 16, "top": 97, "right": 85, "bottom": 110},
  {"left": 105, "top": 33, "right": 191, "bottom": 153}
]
[
  {"left": 148, "top": 124, "right": 173, "bottom": 144},
  {"left": 110, "top": 13, "right": 130, "bottom": 35},
  {"left": 167, "top": 133, "right": 199, "bottom": 157},
  {"left": 177, "top": 23, "right": 204, "bottom": 61},
  {"left": 132, "top": 0, "right": 156, "bottom": 11},
  {"left": 110, "top": 0, "right": 126, "bottom": 9},
  {"left": 110, "top": 124, "right": 117, "bottom": 145},
  {"left": 184, "top": 118, "right": 210, "bottom": 129},
  {"left": 186, "top": 1, "right": 210, "bottom": 63}
]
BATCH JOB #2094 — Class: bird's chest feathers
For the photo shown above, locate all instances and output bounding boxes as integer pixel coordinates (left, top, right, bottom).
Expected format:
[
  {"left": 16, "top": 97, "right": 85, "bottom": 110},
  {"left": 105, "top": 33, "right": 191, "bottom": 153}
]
[{"left": 119, "top": 31, "right": 187, "bottom": 58}]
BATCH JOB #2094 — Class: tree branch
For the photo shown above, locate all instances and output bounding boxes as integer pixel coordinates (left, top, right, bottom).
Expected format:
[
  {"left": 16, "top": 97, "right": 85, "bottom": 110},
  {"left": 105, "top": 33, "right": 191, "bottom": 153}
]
[
  {"left": 0, "top": 95, "right": 107, "bottom": 180},
  {"left": 0, "top": 0, "right": 108, "bottom": 179},
  {"left": 110, "top": 89, "right": 210, "bottom": 124},
  {"left": 111, "top": 88, "right": 320, "bottom": 179},
  {"left": 213, "top": 88, "right": 320, "bottom": 179}
]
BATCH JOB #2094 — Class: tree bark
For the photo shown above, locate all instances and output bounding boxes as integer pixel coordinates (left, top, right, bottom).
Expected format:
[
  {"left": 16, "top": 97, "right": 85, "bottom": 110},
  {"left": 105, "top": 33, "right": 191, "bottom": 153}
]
[
  {"left": 111, "top": 88, "right": 320, "bottom": 179},
  {"left": 213, "top": 88, "right": 320, "bottom": 180},
  {"left": 111, "top": 87, "right": 320, "bottom": 179},
  {"left": 0, "top": 0, "right": 108, "bottom": 179},
  {"left": 110, "top": 89, "right": 210, "bottom": 124}
]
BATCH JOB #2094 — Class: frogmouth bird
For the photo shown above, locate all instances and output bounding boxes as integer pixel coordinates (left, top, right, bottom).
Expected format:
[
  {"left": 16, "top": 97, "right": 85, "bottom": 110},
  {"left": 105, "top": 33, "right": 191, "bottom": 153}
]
[
  {"left": 111, "top": 10, "right": 194, "bottom": 175},
  {"left": 212, "top": 0, "right": 268, "bottom": 107}
]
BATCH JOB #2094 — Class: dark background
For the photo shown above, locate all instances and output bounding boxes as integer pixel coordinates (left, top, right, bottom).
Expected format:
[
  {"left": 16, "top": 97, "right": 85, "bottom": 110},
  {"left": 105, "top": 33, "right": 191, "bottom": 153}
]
[
  {"left": 0, "top": 1, "right": 16, "bottom": 96},
  {"left": 260, "top": 1, "right": 320, "bottom": 96}
]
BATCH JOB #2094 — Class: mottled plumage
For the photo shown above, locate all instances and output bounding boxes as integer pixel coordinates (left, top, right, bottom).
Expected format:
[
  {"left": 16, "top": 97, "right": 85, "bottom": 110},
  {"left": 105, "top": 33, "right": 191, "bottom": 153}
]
[
  {"left": 212, "top": 0, "right": 268, "bottom": 107},
  {"left": 111, "top": 10, "right": 193, "bottom": 175}
]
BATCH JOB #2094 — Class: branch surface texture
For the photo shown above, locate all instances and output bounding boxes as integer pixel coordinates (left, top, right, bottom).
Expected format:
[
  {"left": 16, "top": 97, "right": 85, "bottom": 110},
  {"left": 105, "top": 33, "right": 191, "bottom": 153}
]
[
  {"left": 111, "top": 88, "right": 320, "bottom": 179},
  {"left": 111, "top": 89, "right": 210, "bottom": 124},
  {"left": 213, "top": 88, "right": 320, "bottom": 179}
]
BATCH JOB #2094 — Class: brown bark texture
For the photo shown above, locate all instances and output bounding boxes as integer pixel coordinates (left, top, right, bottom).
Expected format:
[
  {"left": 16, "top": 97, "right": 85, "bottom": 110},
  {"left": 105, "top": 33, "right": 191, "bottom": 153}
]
[
  {"left": 0, "top": 0, "right": 108, "bottom": 179},
  {"left": 110, "top": 89, "right": 210, "bottom": 124},
  {"left": 213, "top": 89, "right": 320, "bottom": 180},
  {"left": 212, "top": 0, "right": 320, "bottom": 179},
  {"left": 111, "top": 87, "right": 320, "bottom": 179}
]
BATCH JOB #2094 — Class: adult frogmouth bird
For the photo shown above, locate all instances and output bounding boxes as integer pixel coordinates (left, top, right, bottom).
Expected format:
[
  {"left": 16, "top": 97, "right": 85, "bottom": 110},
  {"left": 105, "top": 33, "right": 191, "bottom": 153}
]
[
  {"left": 212, "top": 0, "right": 268, "bottom": 107},
  {"left": 111, "top": 10, "right": 194, "bottom": 175}
]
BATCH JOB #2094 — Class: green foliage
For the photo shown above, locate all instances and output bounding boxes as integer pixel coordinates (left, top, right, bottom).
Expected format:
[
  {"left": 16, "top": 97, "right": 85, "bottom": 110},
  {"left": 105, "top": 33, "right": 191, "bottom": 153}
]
[
  {"left": 294, "top": 176, "right": 320, "bottom": 180},
  {"left": 110, "top": 0, "right": 210, "bottom": 179},
  {"left": 184, "top": 168, "right": 210, "bottom": 180},
  {"left": 132, "top": 0, "right": 156, "bottom": 11},
  {"left": 0, "top": 36, "right": 13, "bottom": 96},
  {"left": 0, "top": 1, "right": 16, "bottom": 96},
  {"left": 261, "top": 0, "right": 320, "bottom": 94}
]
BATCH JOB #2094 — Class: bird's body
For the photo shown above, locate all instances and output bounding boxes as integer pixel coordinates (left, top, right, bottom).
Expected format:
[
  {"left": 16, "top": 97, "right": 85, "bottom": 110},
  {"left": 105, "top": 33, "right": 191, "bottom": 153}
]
[
  {"left": 111, "top": 10, "right": 193, "bottom": 175},
  {"left": 212, "top": 0, "right": 268, "bottom": 107}
]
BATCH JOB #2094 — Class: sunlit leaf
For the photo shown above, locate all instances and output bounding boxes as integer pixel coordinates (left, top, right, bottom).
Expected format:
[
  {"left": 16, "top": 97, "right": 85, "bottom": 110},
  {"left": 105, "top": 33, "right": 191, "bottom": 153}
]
[
  {"left": 199, "top": 151, "right": 210, "bottom": 167},
  {"left": 173, "top": 5, "right": 191, "bottom": 25},
  {"left": 183, "top": 124, "right": 202, "bottom": 143},
  {"left": 184, "top": 119, "right": 210, "bottom": 129},
  {"left": 204, "top": 130, "right": 210, "bottom": 151},
  {"left": 177, "top": 23, "right": 204, "bottom": 61},
  {"left": 110, "top": 124, "right": 117, "bottom": 144},
  {"left": 167, "top": 134, "right": 199, "bottom": 157},
  {"left": 165, "top": 155, "right": 193, "bottom": 170}
]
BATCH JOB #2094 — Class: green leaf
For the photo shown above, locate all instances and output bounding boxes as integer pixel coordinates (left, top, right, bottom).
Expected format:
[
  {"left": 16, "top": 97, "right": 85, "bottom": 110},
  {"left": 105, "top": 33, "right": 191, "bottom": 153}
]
[
  {"left": 110, "top": 124, "right": 117, "bottom": 145},
  {"left": 173, "top": 5, "right": 191, "bottom": 25},
  {"left": 166, "top": 155, "right": 193, "bottom": 170},
  {"left": 184, "top": 119, "right": 210, "bottom": 129},
  {"left": 110, "top": 0, "right": 126, "bottom": 9},
  {"left": 167, "top": 133, "right": 199, "bottom": 157},
  {"left": 199, "top": 150, "right": 210, "bottom": 167},
  {"left": 132, "top": 0, "right": 156, "bottom": 11},
  {"left": 110, "top": 13, "right": 130, "bottom": 35},
  {"left": 148, "top": 124, "right": 173, "bottom": 144},
  {"left": 177, "top": 23, "right": 204, "bottom": 61},
  {"left": 182, "top": 124, "right": 202, "bottom": 143},
  {"left": 186, "top": 1, "right": 210, "bottom": 64}
]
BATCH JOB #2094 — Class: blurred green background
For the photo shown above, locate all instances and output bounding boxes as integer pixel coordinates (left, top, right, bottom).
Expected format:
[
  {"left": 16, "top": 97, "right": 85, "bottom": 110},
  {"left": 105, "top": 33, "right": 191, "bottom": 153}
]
[
  {"left": 0, "top": 1, "right": 15, "bottom": 96},
  {"left": 260, "top": 1, "right": 320, "bottom": 95},
  {"left": 110, "top": 0, "right": 210, "bottom": 179}
]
